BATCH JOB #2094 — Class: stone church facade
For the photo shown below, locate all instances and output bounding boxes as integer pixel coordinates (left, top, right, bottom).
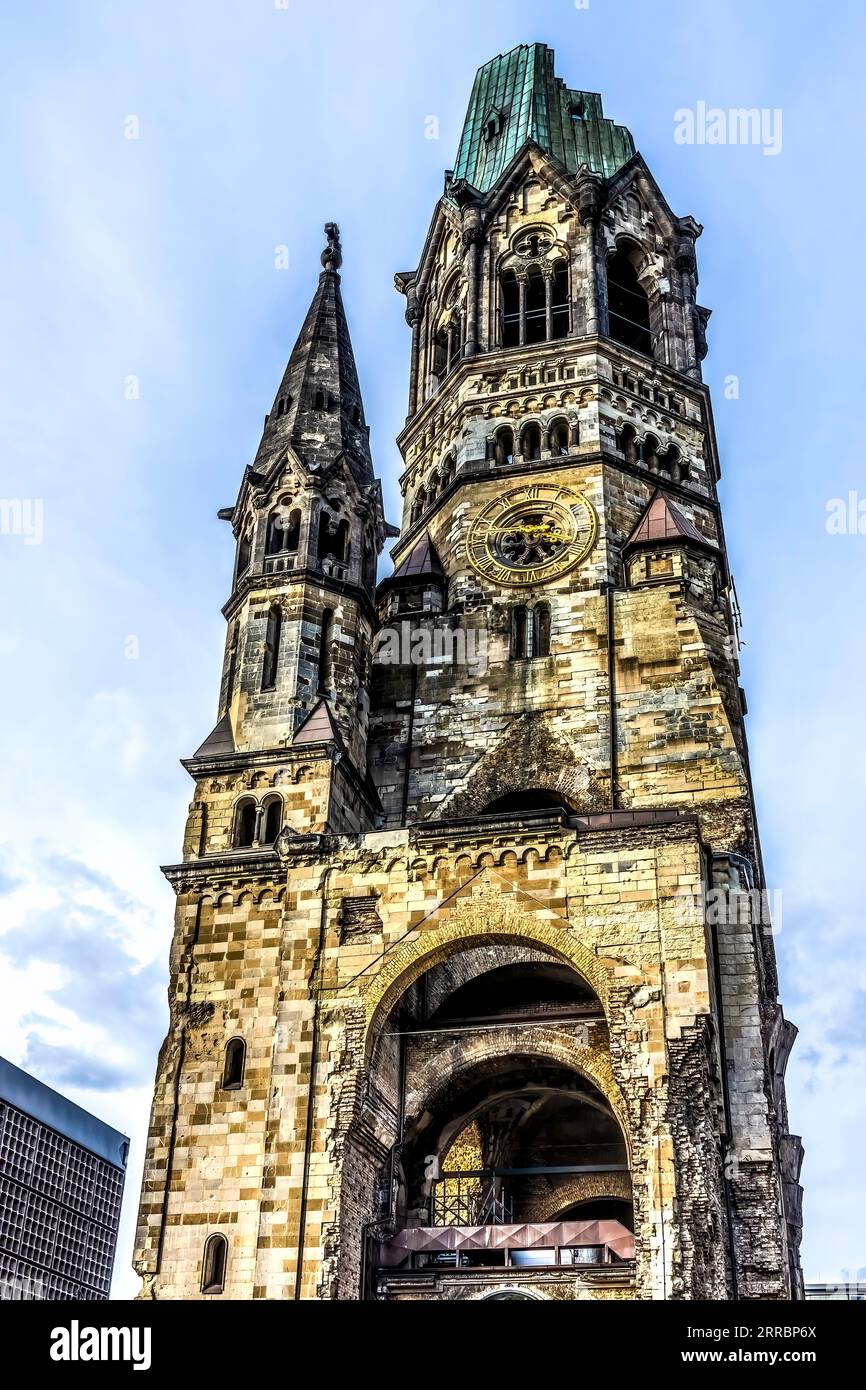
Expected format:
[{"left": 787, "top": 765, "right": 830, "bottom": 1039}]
[{"left": 135, "top": 44, "right": 803, "bottom": 1301}]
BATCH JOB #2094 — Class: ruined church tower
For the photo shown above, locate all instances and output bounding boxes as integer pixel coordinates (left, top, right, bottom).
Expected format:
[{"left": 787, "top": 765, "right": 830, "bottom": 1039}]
[{"left": 135, "top": 44, "right": 803, "bottom": 1302}]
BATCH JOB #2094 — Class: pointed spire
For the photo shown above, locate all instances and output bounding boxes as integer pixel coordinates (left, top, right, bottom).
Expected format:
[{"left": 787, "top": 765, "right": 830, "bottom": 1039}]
[{"left": 255, "top": 223, "right": 372, "bottom": 485}]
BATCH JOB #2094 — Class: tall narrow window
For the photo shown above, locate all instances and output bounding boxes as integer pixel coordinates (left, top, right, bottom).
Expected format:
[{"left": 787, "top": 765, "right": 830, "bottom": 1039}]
[
  {"left": 525, "top": 266, "right": 546, "bottom": 345},
  {"left": 318, "top": 513, "right": 348, "bottom": 562},
  {"left": 261, "top": 606, "right": 282, "bottom": 691},
  {"left": 521, "top": 423, "right": 542, "bottom": 462},
  {"left": 618, "top": 424, "right": 639, "bottom": 464},
  {"left": 549, "top": 419, "right": 569, "bottom": 456},
  {"left": 266, "top": 506, "right": 300, "bottom": 555},
  {"left": 261, "top": 797, "right": 282, "bottom": 845},
  {"left": 533, "top": 604, "right": 551, "bottom": 658},
  {"left": 201, "top": 1234, "right": 228, "bottom": 1294},
  {"left": 501, "top": 270, "right": 520, "bottom": 348},
  {"left": 234, "top": 799, "right": 257, "bottom": 848},
  {"left": 512, "top": 606, "right": 529, "bottom": 659},
  {"left": 318, "top": 608, "right": 334, "bottom": 692},
  {"left": 551, "top": 262, "right": 569, "bottom": 339},
  {"left": 494, "top": 428, "right": 514, "bottom": 465},
  {"left": 448, "top": 318, "right": 462, "bottom": 370},
  {"left": 222, "top": 1038, "right": 245, "bottom": 1090},
  {"left": 225, "top": 625, "right": 239, "bottom": 708},
  {"left": 432, "top": 332, "right": 448, "bottom": 381},
  {"left": 313, "top": 390, "right": 326, "bottom": 410},
  {"left": 237, "top": 530, "right": 252, "bottom": 577},
  {"left": 642, "top": 434, "right": 660, "bottom": 472},
  {"left": 607, "top": 249, "right": 652, "bottom": 356},
  {"left": 412, "top": 488, "right": 427, "bottom": 524}
]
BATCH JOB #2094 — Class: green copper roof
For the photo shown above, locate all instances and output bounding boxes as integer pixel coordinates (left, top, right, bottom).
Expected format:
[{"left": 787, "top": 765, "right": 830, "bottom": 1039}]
[{"left": 452, "top": 43, "right": 635, "bottom": 193}]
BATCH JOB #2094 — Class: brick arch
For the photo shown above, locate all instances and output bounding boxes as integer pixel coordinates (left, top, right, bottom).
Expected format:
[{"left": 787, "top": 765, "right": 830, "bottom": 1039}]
[
  {"left": 421, "top": 940, "right": 555, "bottom": 1017},
  {"left": 406, "top": 1025, "right": 629, "bottom": 1152},
  {"left": 521, "top": 1170, "right": 633, "bottom": 1224},
  {"left": 362, "top": 906, "right": 625, "bottom": 1057},
  {"left": 435, "top": 710, "right": 604, "bottom": 820}
]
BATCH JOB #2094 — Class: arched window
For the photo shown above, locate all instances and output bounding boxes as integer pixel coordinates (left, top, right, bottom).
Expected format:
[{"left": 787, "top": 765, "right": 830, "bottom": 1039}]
[
  {"left": 237, "top": 530, "right": 252, "bottom": 578},
  {"left": 266, "top": 506, "right": 300, "bottom": 555},
  {"left": 642, "top": 433, "right": 660, "bottom": 472},
  {"left": 549, "top": 418, "right": 569, "bottom": 456},
  {"left": 412, "top": 487, "right": 427, "bottom": 524},
  {"left": 432, "top": 331, "right": 448, "bottom": 382},
  {"left": 448, "top": 318, "right": 462, "bottom": 370},
  {"left": 261, "top": 605, "right": 282, "bottom": 691},
  {"left": 318, "top": 512, "right": 348, "bottom": 562},
  {"left": 512, "top": 606, "right": 529, "bottom": 659},
  {"left": 501, "top": 270, "right": 520, "bottom": 348},
  {"left": 533, "top": 603, "right": 551, "bottom": 658},
  {"left": 234, "top": 798, "right": 257, "bottom": 849},
  {"left": 551, "top": 262, "right": 569, "bottom": 339},
  {"left": 618, "top": 424, "right": 639, "bottom": 464},
  {"left": 222, "top": 1037, "right": 245, "bottom": 1090},
  {"left": 427, "top": 471, "right": 440, "bottom": 504},
  {"left": 313, "top": 390, "right": 326, "bottom": 410},
  {"left": 607, "top": 249, "right": 652, "bottom": 356},
  {"left": 318, "top": 608, "right": 334, "bottom": 692},
  {"left": 521, "top": 423, "right": 542, "bottom": 462},
  {"left": 524, "top": 266, "right": 546, "bottom": 345},
  {"left": 659, "top": 444, "right": 682, "bottom": 482},
  {"left": 494, "top": 427, "right": 514, "bottom": 466},
  {"left": 261, "top": 796, "right": 282, "bottom": 845},
  {"left": 201, "top": 1234, "right": 228, "bottom": 1294},
  {"left": 441, "top": 455, "right": 456, "bottom": 488}
]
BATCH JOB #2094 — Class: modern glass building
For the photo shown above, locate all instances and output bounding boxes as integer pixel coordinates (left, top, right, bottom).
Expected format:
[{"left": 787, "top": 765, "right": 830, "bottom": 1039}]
[{"left": 0, "top": 1056, "right": 128, "bottom": 1300}]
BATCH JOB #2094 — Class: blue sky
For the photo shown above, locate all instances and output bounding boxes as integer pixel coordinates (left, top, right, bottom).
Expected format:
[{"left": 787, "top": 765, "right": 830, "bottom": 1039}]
[{"left": 1, "top": 0, "right": 864, "bottom": 1297}]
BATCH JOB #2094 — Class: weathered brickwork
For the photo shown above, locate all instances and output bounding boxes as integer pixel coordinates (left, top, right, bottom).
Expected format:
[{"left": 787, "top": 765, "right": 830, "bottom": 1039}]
[{"left": 135, "top": 44, "right": 802, "bottom": 1302}]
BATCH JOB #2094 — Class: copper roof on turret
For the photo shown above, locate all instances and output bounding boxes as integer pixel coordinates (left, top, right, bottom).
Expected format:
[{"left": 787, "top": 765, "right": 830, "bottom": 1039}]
[{"left": 451, "top": 43, "right": 634, "bottom": 194}]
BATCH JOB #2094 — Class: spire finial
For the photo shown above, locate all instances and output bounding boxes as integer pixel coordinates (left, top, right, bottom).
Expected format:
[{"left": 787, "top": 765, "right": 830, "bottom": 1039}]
[{"left": 321, "top": 222, "right": 342, "bottom": 272}]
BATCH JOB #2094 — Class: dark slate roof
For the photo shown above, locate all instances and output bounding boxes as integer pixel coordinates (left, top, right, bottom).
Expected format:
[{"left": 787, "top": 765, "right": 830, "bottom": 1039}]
[
  {"left": 624, "top": 491, "right": 717, "bottom": 551},
  {"left": 253, "top": 228, "right": 373, "bottom": 486},
  {"left": 292, "top": 699, "right": 344, "bottom": 747},
  {"left": 452, "top": 43, "right": 635, "bottom": 193},
  {"left": 388, "top": 533, "right": 445, "bottom": 581},
  {"left": 192, "top": 712, "right": 236, "bottom": 759}
]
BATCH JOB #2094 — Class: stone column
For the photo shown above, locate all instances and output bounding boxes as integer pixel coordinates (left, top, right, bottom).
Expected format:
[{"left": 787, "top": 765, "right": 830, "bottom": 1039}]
[
  {"left": 461, "top": 206, "right": 483, "bottom": 357},
  {"left": 405, "top": 289, "right": 422, "bottom": 422},
  {"left": 576, "top": 170, "right": 605, "bottom": 336},
  {"left": 544, "top": 267, "right": 554, "bottom": 341},
  {"left": 517, "top": 272, "right": 527, "bottom": 346}
]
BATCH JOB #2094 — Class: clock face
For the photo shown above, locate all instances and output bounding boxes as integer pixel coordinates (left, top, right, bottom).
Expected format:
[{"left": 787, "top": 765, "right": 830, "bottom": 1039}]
[{"left": 466, "top": 483, "right": 597, "bottom": 587}]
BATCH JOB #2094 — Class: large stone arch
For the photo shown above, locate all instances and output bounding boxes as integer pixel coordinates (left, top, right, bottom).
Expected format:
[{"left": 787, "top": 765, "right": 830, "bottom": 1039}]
[{"left": 361, "top": 892, "right": 626, "bottom": 1055}]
